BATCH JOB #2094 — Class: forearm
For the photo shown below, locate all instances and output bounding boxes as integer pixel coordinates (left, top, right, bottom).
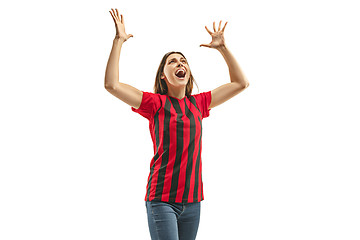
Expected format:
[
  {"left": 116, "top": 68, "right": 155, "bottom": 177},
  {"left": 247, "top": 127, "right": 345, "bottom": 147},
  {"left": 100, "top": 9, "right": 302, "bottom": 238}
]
[
  {"left": 217, "top": 44, "right": 249, "bottom": 88},
  {"left": 104, "top": 37, "right": 125, "bottom": 88}
]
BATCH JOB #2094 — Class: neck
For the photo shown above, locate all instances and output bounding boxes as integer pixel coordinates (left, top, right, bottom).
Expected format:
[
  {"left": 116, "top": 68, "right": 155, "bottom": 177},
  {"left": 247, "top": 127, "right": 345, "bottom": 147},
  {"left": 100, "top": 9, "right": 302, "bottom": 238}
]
[{"left": 167, "top": 87, "right": 186, "bottom": 100}]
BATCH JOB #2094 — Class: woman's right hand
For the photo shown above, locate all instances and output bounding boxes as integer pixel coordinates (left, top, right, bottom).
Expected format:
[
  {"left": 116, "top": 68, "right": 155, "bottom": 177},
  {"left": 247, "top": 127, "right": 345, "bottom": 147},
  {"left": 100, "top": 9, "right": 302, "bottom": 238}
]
[{"left": 109, "top": 8, "right": 133, "bottom": 42}]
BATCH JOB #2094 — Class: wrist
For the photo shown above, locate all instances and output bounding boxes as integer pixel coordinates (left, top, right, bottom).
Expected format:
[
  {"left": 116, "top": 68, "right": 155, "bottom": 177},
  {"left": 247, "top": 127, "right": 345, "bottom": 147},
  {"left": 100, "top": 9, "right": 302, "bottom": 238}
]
[
  {"left": 217, "top": 44, "right": 227, "bottom": 52},
  {"left": 114, "top": 35, "right": 126, "bottom": 44}
]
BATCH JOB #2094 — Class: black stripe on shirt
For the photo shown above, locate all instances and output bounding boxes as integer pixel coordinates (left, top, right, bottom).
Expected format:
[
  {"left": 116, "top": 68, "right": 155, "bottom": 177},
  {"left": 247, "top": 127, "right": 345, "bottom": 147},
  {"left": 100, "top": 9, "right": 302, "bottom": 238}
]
[
  {"left": 146, "top": 109, "right": 161, "bottom": 201},
  {"left": 193, "top": 116, "right": 202, "bottom": 201},
  {"left": 154, "top": 98, "right": 171, "bottom": 200},
  {"left": 181, "top": 100, "right": 196, "bottom": 202},
  {"left": 168, "top": 98, "right": 184, "bottom": 201}
]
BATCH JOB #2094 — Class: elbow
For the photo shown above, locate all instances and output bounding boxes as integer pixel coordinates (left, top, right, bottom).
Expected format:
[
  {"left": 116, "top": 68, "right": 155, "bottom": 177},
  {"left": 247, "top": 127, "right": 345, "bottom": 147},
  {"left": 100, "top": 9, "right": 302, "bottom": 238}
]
[
  {"left": 105, "top": 79, "right": 121, "bottom": 90},
  {"left": 242, "top": 80, "right": 250, "bottom": 88},
  {"left": 236, "top": 82, "right": 249, "bottom": 90},
  {"left": 104, "top": 82, "right": 116, "bottom": 90}
]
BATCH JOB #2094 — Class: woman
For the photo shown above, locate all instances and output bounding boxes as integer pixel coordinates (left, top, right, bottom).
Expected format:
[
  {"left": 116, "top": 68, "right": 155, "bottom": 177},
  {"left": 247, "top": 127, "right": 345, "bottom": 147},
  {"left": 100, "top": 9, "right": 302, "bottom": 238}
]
[{"left": 105, "top": 8, "right": 249, "bottom": 240}]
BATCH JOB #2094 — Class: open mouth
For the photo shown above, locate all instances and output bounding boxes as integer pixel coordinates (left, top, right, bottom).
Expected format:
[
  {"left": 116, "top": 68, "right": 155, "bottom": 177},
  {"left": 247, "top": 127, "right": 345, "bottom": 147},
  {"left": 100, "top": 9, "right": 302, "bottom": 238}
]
[{"left": 175, "top": 68, "right": 186, "bottom": 79}]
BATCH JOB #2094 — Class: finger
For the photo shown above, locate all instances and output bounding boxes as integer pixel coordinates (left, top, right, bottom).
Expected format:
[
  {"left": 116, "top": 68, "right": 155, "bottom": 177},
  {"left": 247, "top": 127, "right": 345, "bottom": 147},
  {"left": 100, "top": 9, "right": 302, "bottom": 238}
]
[
  {"left": 109, "top": 10, "right": 116, "bottom": 22},
  {"left": 213, "top": 21, "right": 216, "bottom": 32},
  {"left": 218, "top": 20, "right": 222, "bottom": 31},
  {"left": 205, "top": 26, "right": 213, "bottom": 35},
  {"left": 111, "top": 8, "right": 118, "bottom": 21},
  {"left": 121, "top": 14, "right": 124, "bottom": 24},
  {"left": 115, "top": 8, "right": 120, "bottom": 19},
  {"left": 221, "top": 21, "right": 228, "bottom": 32}
]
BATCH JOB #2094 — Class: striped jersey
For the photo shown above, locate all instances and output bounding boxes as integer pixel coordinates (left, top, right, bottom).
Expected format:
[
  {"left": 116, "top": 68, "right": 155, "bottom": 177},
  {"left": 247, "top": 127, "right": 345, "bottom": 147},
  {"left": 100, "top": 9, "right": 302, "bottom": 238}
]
[{"left": 131, "top": 90, "right": 212, "bottom": 203}]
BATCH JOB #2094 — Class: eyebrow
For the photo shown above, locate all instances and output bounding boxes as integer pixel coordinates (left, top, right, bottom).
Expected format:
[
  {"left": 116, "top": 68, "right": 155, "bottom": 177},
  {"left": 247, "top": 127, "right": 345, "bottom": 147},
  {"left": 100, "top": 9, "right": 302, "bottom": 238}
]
[{"left": 168, "top": 57, "right": 186, "bottom": 62}]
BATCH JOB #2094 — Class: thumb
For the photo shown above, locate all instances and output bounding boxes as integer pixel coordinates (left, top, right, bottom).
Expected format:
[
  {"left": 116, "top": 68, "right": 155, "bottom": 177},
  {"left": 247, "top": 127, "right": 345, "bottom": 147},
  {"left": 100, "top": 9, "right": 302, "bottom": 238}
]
[{"left": 200, "top": 43, "right": 211, "bottom": 48}]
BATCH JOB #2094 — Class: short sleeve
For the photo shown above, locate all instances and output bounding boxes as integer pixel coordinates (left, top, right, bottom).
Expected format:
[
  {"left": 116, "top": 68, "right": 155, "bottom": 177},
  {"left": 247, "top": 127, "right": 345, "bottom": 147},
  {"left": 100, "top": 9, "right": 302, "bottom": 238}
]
[
  {"left": 131, "top": 91, "right": 156, "bottom": 120},
  {"left": 193, "top": 91, "right": 212, "bottom": 119}
]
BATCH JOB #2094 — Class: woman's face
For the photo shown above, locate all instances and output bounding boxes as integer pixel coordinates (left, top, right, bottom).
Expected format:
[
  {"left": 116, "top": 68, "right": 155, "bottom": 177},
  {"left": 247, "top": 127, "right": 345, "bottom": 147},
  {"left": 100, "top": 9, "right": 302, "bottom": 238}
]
[{"left": 161, "top": 53, "right": 190, "bottom": 88}]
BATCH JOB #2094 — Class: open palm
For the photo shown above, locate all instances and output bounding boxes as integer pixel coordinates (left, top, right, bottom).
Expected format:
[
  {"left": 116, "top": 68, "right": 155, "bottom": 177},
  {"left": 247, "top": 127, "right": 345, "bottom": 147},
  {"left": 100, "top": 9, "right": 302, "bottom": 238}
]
[
  {"left": 200, "top": 21, "right": 228, "bottom": 49},
  {"left": 109, "top": 8, "right": 133, "bottom": 41}
]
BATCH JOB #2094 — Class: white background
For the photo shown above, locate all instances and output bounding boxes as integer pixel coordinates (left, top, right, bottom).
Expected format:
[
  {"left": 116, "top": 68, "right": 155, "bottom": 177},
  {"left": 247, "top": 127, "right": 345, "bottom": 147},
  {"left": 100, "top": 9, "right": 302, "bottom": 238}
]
[{"left": 1, "top": 0, "right": 359, "bottom": 239}]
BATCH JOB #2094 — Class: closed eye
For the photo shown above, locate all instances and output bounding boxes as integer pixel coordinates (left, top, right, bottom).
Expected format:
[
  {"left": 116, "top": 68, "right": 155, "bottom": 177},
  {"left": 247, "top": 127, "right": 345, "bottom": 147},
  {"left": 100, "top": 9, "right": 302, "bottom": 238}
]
[{"left": 168, "top": 58, "right": 187, "bottom": 64}]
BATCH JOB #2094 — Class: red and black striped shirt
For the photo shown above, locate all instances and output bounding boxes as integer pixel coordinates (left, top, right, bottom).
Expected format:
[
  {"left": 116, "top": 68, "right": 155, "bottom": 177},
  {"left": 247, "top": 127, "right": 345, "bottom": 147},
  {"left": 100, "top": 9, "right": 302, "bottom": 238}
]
[{"left": 131, "top": 90, "right": 212, "bottom": 203}]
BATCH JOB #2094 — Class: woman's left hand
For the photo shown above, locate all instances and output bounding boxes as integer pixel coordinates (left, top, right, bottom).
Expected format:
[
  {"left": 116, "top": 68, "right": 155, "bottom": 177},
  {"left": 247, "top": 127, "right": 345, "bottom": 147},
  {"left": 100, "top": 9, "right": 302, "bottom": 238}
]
[{"left": 200, "top": 21, "right": 228, "bottom": 49}]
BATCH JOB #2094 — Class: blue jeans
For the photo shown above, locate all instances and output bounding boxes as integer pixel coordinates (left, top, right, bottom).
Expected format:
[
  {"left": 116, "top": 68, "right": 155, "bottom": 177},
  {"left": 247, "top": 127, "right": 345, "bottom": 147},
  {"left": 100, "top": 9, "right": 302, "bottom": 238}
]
[{"left": 145, "top": 201, "right": 201, "bottom": 240}]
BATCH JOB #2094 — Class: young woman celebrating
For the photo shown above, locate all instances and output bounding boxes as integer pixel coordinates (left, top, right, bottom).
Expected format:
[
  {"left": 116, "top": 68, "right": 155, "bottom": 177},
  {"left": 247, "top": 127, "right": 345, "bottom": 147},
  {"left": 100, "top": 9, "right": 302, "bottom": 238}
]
[{"left": 105, "top": 8, "right": 249, "bottom": 240}]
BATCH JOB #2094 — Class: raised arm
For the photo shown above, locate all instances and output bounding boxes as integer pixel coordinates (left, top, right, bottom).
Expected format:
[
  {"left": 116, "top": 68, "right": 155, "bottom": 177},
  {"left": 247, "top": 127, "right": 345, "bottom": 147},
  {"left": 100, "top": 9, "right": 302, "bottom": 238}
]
[
  {"left": 200, "top": 21, "right": 250, "bottom": 109},
  {"left": 105, "top": 8, "right": 143, "bottom": 109}
]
